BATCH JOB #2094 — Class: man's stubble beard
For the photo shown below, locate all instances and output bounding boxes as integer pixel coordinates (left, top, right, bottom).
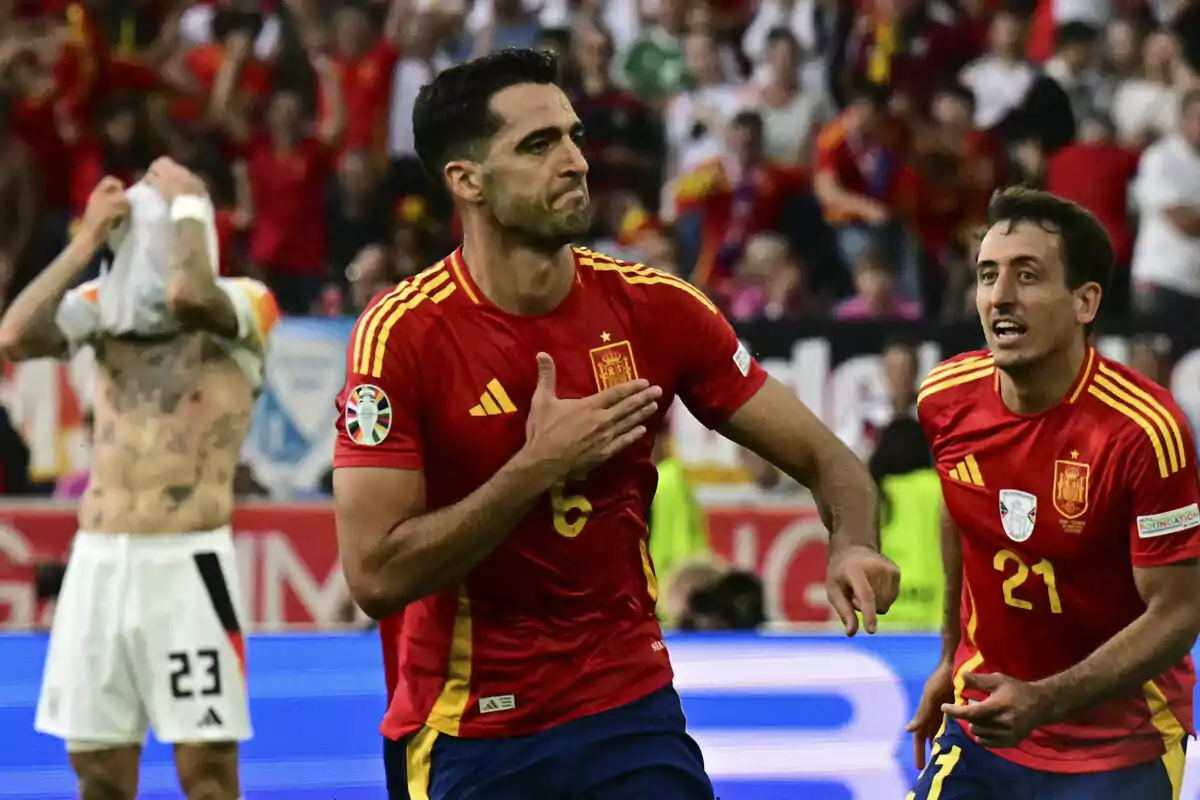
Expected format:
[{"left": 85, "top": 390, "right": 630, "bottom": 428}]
[{"left": 484, "top": 177, "right": 593, "bottom": 252}]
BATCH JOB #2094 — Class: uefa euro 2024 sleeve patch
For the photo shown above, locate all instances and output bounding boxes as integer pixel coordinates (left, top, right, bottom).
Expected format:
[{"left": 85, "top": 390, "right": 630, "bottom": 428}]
[{"left": 345, "top": 384, "right": 392, "bottom": 446}]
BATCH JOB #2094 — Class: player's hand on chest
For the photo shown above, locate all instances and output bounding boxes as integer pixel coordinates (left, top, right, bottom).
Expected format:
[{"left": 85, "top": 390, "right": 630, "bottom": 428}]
[{"left": 428, "top": 323, "right": 665, "bottom": 482}]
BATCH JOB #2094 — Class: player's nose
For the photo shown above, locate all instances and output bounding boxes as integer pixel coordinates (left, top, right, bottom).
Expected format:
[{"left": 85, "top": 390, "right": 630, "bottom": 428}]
[
  {"left": 560, "top": 138, "right": 589, "bottom": 178},
  {"left": 986, "top": 269, "right": 1019, "bottom": 308}
]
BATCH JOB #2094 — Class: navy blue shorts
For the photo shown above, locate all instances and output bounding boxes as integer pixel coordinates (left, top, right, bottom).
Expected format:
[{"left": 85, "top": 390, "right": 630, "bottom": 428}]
[
  {"left": 908, "top": 718, "right": 1186, "bottom": 800},
  {"left": 383, "top": 684, "right": 714, "bottom": 800}
]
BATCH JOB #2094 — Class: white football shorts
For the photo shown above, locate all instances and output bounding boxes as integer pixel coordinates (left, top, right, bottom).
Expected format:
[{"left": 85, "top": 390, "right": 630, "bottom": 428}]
[{"left": 34, "top": 527, "right": 252, "bottom": 748}]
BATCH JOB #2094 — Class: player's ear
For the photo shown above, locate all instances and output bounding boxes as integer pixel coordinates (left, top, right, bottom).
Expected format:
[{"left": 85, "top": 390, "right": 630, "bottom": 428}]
[
  {"left": 443, "top": 160, "right": 485, "bottom": 205},
  {"left": 1073, "top": 281, "right": 1102, "bottom": 326}
]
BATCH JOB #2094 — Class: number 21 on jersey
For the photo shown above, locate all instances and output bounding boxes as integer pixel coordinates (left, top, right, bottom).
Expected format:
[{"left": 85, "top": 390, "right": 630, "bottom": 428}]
[{"left": 994, "top": 550, "right": 1062, "bottom": 613}]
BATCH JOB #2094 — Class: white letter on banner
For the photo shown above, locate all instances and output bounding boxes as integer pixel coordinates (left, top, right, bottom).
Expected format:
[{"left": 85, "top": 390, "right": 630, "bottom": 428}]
[
  {"left": 261, "top": 533, "right": 348, "bottom": 627},
  {"left": 671, "top": 640, "right": 908, "bottom": 798}
]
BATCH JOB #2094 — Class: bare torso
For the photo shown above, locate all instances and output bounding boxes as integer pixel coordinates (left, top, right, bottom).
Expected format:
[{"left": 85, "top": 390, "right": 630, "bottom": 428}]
[{"left": 80, "top": 333, "right": 255, "bottom": 535}]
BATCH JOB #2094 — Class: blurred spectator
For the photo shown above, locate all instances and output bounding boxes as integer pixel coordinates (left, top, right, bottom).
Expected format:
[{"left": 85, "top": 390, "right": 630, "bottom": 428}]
[
  {"left": 678, "top": 570, "right": 767, "bottom": 631},
  {"left": 1130, "top": 89, "right": 1200, "bottom": 319},
  {"left": 727, "top": 232, "right": 807, "bottom": 321},
  {"left": 0, "top": 90, "right": 39, "bottom": 301},
  {"left": 343, "top": 244, "right": 398, "bottom": 316},
  {"left": 171, "top": 5, "right": 272, "bottom": 128},
  {"left": 813, "top": 83, "right": 921, "bottom": 301},
  {"left": 960, "top": 8, "right": 1037, "bottom": 130},
  {"left": 211, "top": 34, "right": 346, "bottom": 313},
  {"left": 649, "top": 431, "right": 710, "bottom": 613},
  {"left": 901, "top": 80, "right": 1002, "bottom": 310},
  {"left": 838, "top": 335, "right": 919, "bottom": 456},
  {"left": 291, "top": 0, "right": 408, "bottom": 159},
  {"left": 71, "top": 91, "right": 156, "bottom": 220},
  {"left": 328, "top": 148, "right": 392, "bottom": 276},
  {"left": 673, "top": 110, "right": 804, "bottom": 288},
  {"left": 1110, "top": 29, "right": 1181, "bottom": 148},
  {"left": 1102, "top": 15, "right": 1142, "bottom": 81},
  {"left": 848, "top": 0, "right": 982, "bottom": 114},
  {"left": 742, "top": 0, "right": 854, "bottom": 100},
  {"left": 623, "top": 0, "right": 690, "bottom": 100},
  {"left": 1045, "top": 115, "right": 1139, "bottom": 312},
  {"left": 868, "top": 416, "right": 942, "bottom": 629},
  {"left": 832, "top": 248, "right": 920, "bottom": 321},
  {"left": 751, "top": 26, "right": 832, "bottom": 166},
  {"left": 464, "top": 0, "right": 543, "bottom": 56},
  {"left": 659, "top": 557, "right": 726, "bottom": 629},
  {"left": 571, "top": 23, "right": 661, "bottom": 202},
  {"left": 1044, "top": 21, "right": 1106, "bottom": 123},
  {"left": 663, "top": 27, "right": 749, "bottom": 182},
  {"left": 180, "top": 0, "right": 283, "bottom": 62},
  {"left": 1129, "top": 333, "right": 1173, "bottom": 386}
]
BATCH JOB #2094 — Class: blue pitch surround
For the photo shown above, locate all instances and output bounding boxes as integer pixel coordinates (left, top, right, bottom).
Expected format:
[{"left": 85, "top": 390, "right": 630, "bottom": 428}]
[{"left": 2, "top": 633, "right": 1199, "bottom": 799}]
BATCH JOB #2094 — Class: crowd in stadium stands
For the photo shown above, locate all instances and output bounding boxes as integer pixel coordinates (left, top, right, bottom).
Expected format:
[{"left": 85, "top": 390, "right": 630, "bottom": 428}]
[
  {"left": 6, "top": 0, "right": 1200, "bottom": 326},
  {"left": 5, "top": 0, "right": 1200, "bottom": 627}
]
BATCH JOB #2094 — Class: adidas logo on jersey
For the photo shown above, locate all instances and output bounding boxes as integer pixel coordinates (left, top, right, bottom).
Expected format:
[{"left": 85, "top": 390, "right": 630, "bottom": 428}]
[
  {"left": 478, "top": 694, "right": 516, "bottom": 714},
  {"left": 469, "top": 379, "right": 517, "bottom": 417},
  {"left": 197, "top": 707, "right": 224, "bottom": 728}
]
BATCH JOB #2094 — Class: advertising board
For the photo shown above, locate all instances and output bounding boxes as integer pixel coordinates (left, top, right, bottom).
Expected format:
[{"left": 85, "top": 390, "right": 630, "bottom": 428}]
[{"left": 0, "top": 501, "right": 834, "bottom": 628}]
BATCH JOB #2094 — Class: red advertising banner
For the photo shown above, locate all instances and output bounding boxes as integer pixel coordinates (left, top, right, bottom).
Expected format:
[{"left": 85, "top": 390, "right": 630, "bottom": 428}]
[{"left": 0, "top": 502, "right": 831, "bottom": 629}]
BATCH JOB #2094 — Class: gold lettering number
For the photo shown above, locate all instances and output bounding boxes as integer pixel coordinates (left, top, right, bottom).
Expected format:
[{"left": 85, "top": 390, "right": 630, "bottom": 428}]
[
  {"left": 926, "top": 745, "right": 961, "bottom": 800},
  {"left": 551, "top": 479, "right": 592, "bottom": 538},
  {"left": 1031, "top": 559, "right": 1063, "bottom": 614},
  {"left": 993, "top": 550, "right": 1062, "bottom": 614},
  {"left": 993, "top": 550, "right": 1033, "bottom": 610}
]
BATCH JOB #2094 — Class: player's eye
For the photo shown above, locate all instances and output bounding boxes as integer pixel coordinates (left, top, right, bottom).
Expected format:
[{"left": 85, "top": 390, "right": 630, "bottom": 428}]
[
  {"left": 571, "top": 129, "right": 586, "bottom": 146},
  {"left": 525, "top": 140, "right": 550, "bottom": 155},
  {"left": 978, "top": 270, "right": 997, "bottom": 284}
]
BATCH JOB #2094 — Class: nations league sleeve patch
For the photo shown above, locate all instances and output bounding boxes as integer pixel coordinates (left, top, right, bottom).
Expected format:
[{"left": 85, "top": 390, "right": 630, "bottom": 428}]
[{"left": 345, "top": 385, "right": 392, "bottom": 446}]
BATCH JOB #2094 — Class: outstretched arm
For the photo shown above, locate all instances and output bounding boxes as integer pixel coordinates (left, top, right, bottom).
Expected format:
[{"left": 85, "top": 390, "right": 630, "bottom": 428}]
[
  {"left": 720, "top": 378, "right": 899, "bottom": 634},
  {"left": 721, "top": 376, "right": 878, "bottom": 550}
]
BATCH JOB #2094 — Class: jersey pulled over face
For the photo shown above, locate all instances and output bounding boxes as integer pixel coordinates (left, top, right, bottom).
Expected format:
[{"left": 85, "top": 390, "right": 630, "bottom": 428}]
[
  {"left": 334, "top": 247, "right": 767, "bottom": 740},
  {"left": 918, "top": 348, "right": 1200, "bottom": 774}
]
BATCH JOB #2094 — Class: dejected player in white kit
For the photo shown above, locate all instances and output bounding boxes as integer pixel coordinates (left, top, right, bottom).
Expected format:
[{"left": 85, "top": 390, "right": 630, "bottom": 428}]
[{"left": 0, "top": 160, "right": 278, "bottom": 800}]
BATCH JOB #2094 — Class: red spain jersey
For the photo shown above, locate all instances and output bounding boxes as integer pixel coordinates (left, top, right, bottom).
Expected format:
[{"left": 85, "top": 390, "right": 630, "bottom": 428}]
[
  {"left": 918, "top": 347, "right": 1200, "bottom": 774},
  {"left": 333, "top": 246, "right": 768, "bottom": 740}
]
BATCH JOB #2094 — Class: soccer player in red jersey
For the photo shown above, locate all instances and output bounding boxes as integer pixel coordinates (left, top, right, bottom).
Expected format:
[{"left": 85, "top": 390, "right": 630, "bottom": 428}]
[
  {"left": 907, "top": 187, "right": 1200, "bottom": 799},
  {"left": 332, "top": 49, "right": 901, "bottom": 800}
]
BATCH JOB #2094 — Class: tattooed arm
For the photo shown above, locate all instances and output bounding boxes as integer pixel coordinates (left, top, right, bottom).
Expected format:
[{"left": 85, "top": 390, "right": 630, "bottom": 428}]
[
  {"left": 164, "top": 218, "right": 238, "bottom": 339},
  {"left": 146, "top": 157, "right": 239, "bottom": 338},
  {"left": 0, "top": 178, "right": 125, "bottom": 362}
]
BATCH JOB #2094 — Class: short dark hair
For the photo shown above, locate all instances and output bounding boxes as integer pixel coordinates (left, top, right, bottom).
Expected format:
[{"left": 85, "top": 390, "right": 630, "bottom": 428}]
[
  {"left": 847, "top": 80, "right": 890, "bottom": 111},
  {"left": 412, "top": 48, "right": 561, "bottom": 181},
  {"left": 933, "top": 79, "right": 976, "bottom": 112},
  {"left": 730, "top": 110, "right": 764, "bottom": 138},
  {"left": 1055, "top": 21, "right": 1099, "bottom": 50},
  {"left": 985, "top": 186, "right": 1114, "bottom": 295},
  {"left": 766, "top": 25, "right": 799, "bottom": 52}
]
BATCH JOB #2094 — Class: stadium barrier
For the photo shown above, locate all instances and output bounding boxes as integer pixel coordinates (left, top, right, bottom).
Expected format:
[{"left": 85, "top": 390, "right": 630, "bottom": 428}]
[
  {"left": 0, "top": 500, "right": 833, "bottom": 629},
  {"left": 4, "top": 632, "right": 1200, "bottom": 799}
]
